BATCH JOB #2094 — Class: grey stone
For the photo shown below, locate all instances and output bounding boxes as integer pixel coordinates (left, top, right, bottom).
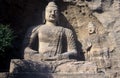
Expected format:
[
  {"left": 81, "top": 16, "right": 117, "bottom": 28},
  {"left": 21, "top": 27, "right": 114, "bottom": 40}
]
[
  {"left": 9, "top": 59, "right": 98, "bottom": 74},
  {"left": 23, "top": 1, "right": 77, "bottom": 61},
  {"left": 9, "top": 73, "right": 105, "bottom": 78},
  {"left": 7, "top": 1, "right": 120, "bottom": 78},
  {"left": 0, "top": 72, "right": 8, "bottom": 78}
]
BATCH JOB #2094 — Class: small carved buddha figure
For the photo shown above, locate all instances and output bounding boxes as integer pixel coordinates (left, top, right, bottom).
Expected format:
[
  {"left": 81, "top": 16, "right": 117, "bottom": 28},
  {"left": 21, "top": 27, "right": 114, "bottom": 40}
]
[
  {"left": 24, "top": 2, "right": 77, "bottom": 61},
  {"left": 84, "top": 22, "right": 110, "bottom": 68}
]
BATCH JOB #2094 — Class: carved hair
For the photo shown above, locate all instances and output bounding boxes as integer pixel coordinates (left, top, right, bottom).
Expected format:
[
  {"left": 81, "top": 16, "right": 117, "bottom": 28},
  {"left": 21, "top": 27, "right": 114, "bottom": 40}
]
[
  {"left": 43, "top": 1, "right": 59, "bottom": 25},
  {"left": 46, "top": 2, "right": 58, "bottom": 9}
]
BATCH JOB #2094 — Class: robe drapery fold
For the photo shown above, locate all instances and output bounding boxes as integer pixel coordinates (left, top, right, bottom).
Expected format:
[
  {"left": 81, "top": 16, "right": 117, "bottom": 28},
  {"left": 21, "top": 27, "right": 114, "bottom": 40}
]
[{"left": 37, "top": 25, "right": 76, "bottom": 57}]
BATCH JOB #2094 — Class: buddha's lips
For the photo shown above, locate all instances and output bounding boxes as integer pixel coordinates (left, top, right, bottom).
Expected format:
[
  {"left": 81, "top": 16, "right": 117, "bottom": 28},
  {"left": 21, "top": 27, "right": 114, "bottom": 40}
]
[{"left": 50, "top": 15, "right": 55, "bottom": 18}]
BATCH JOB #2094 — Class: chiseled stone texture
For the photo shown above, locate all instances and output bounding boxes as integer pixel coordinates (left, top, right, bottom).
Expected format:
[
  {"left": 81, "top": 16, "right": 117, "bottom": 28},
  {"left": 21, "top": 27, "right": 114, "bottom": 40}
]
[
  {"left": 9, "top": 73, "right": 105, "bottom": 78},
  {"left": 0, "top": 73, "right": 8, "bottom": 78},
  {"left": 61, "top": 1, "right": 120, "bottom": 78},
  {"left": 9, "top": 59, "right": 52, "bottom": 73},
  {"left": 9, "top": 59, "right": 97, "bottom": 74},
  {"left": 0, "top": 0, "right": 119, "bottom": 78},
  {"left": 91, "top": 0, "right": 120, "bottom": 77},
  {"left": 59, "top": 0, "right": 112, "bottom": 71},
  {"left": 9, "top": 59, "right": 102, "bottom": 78}
]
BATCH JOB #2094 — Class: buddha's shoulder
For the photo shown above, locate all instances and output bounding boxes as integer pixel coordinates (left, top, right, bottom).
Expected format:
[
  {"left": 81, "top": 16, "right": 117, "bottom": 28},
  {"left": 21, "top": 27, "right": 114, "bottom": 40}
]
[
  {"left": 32, "top": 25, "right": 72, "bottom": 32},
  {"left": 56, "top": 26, "right": 71, "bottom": 30},
  {"left": 38, "top": 25, "right": 64, "bottom": 30},
  {"left": 31, "top": 25, "right": 43, "bottom": 32},
  {"left": 55, "top": 26, "right": 73, "bottom": 34},
  {"left": 63, "top": 28, "right": 73, "bottom": 33}
]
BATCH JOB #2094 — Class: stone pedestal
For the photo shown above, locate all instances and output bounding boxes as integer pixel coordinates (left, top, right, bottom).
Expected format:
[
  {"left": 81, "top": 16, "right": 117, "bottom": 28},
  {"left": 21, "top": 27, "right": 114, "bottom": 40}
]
[
  {"left": 9, "top": 59, "right": 101, "bottom": 78},
  {"left": 9, "top": 73, "right": 105, "bottom": 78}
]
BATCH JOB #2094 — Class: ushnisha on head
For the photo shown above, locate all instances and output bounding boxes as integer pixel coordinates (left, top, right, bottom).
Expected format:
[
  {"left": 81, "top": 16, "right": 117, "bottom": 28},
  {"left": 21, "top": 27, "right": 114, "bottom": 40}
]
[{"left": 45, "top": 2, "right": 59, "bottom": 23}]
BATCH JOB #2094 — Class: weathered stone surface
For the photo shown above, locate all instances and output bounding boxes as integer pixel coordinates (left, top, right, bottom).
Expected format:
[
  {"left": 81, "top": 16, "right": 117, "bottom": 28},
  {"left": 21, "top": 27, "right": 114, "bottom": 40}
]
[
  {"left": 55, "top": 61, "right": 97, "bottom": 74},
  {"left": 9, "top": 73, "right": 105, "bottom": 78},
  {"left": 9, "top": 59, "right": 52, "bottom": 73},
  {"left": 9, "top": 59, "right": 97, "bottom": 74},
  {"left": 9, "top": 59, "right": 106, "bottom": 78},
  {"left": 0, "top": 73, "right": 8, "bottom": 78},
  {"left": 0, "top": 0, "right": 119, "bottom": 78},
  {"left": 23, "top": 1, "right": 77, "bottom": 61},
  {"left": 88, "top": 0, "right": 120, "bottom": 77},
  {"left": 21, "top": 2, "right": 112, "bottom": 75},
  {"left": 86, "top": 0, "right": 102, "bottom": 11},
  {"left": 86, "top": 0, "right": 114, "bottom": 11}
]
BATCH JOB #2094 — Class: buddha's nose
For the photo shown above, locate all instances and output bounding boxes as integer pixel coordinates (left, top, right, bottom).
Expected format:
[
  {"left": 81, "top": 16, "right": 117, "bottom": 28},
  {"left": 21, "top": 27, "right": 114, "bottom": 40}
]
[{"left": 51, "top": 11, "right": 55, "bottom": 15}]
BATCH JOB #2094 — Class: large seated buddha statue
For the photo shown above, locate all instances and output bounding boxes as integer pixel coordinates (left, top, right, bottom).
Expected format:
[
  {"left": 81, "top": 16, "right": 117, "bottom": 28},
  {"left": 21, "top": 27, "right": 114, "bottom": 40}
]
[
  {"left": 24, "top": 2, "right": 77, "bottom": 61},
  {"left": 9, "top": 2, "right": 98, "bottom": 74}
]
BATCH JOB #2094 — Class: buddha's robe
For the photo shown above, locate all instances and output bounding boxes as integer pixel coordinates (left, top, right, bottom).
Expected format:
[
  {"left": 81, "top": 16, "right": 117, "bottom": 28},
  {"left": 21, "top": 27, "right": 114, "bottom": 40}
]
[
  {"left": 25, "top": 25, "right": 76, "bottom": 59},
  {"left": 38, "top": 25, "right": 76, "bottom": 57}
]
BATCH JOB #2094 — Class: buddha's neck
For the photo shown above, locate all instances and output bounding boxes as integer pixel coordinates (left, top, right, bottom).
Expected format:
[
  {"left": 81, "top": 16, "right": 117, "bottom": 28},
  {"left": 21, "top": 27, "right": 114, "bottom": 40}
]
[{"left": 45, "top": 21, "right": 57, "bottom": 26}]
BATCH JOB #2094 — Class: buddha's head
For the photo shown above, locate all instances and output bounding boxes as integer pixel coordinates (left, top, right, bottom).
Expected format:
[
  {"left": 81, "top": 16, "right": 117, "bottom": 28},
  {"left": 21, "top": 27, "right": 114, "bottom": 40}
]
[
  {"left": 45, "top": 2, "right": 59, "bottom": 23},
  {"left": 87, "top": 22, "right": 96, "bottom": 34}
]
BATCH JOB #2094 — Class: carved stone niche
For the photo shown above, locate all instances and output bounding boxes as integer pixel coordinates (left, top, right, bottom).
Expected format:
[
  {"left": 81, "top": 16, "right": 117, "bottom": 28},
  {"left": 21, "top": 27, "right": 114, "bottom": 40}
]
[
  {"left": 9, "top": 1, "right": 112, "bottom": 78},
  {"left": 83, "top": 22, "right": 111, "bottom": 69},
  {"left": 60, "top": 0, "right": 112, "bottom": 69}
]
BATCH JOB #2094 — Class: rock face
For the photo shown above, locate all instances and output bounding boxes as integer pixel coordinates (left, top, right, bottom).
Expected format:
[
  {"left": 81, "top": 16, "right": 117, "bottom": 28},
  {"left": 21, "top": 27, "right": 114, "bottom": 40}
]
[
  {"left": 58, "top": 0, "right": 111, "bottom": 70},
  {"left": 0, "top": 0, "right": 120, "bottom": 78},
  {"left": 88, "top": 0, "right": 120, "bottom": 77},
  {"left": 61, "top": 1, "right": 120, "bottom": 78},
  {"left": 9, "top": 59, "right": 99, "bottom": 78},
  {"left": 10, "top": 59, "right": 97, "bottom": 74}
]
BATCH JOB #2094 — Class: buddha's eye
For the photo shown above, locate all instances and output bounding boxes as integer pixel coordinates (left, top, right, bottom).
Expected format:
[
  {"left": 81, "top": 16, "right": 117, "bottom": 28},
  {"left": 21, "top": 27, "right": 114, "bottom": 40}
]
[
  {"left": 49, "top": 10, "right": 52, "bottom": 13},
  {"left": 54, "top": 10, "right": 58, "bottom": 13}
]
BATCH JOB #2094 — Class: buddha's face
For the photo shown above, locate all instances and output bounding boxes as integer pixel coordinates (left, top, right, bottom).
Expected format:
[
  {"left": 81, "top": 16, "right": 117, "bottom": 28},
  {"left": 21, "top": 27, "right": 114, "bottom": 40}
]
[
  {"left": 87, "top": 23, "right": 95, "bottom": 34},
  {"left": 45, "top": 6, "right": 58, "bottom": 22}
]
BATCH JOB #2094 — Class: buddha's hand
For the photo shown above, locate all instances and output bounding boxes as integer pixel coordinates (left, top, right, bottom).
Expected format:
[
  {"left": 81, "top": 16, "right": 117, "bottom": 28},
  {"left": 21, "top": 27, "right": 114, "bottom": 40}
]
[
  {"left": 42, "top": 54, "right": 63, "bottom": 61},
  {"left": 87, "top": 41, "right": 92, "bottom": 48},
  {"left": 25, "top": 47, "right": 38, "bottom": 54}
]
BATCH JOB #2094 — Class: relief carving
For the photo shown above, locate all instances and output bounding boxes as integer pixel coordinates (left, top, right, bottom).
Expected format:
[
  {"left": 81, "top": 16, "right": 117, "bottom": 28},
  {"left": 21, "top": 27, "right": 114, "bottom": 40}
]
[
  {"left": 83, "top": 22, "right": 111, "bottom": 69},
  {"left": 9, "top": 1, "right": 113, "bottom": 75},
  {"left": 24, "top": 2, "right": 77, "bottom": 61}
]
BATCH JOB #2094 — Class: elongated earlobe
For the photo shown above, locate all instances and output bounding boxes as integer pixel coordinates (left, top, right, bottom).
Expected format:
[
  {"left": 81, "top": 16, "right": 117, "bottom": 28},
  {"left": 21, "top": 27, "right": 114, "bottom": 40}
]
[{"left": 42, "top": 11, "right": 46, "bottom": 24}]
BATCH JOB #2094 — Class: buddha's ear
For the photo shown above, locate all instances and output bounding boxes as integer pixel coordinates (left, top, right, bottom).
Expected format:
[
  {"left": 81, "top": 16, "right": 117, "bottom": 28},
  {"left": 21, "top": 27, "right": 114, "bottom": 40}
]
[
  {"left": 42, "top": 11, "right": 46, "bottom": 24},
  {"left": 56, "top": 12, "right": 60, "bottom": 25},
  {"left": 43, "top": 19, "right": 46, "bottom": 24}
]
